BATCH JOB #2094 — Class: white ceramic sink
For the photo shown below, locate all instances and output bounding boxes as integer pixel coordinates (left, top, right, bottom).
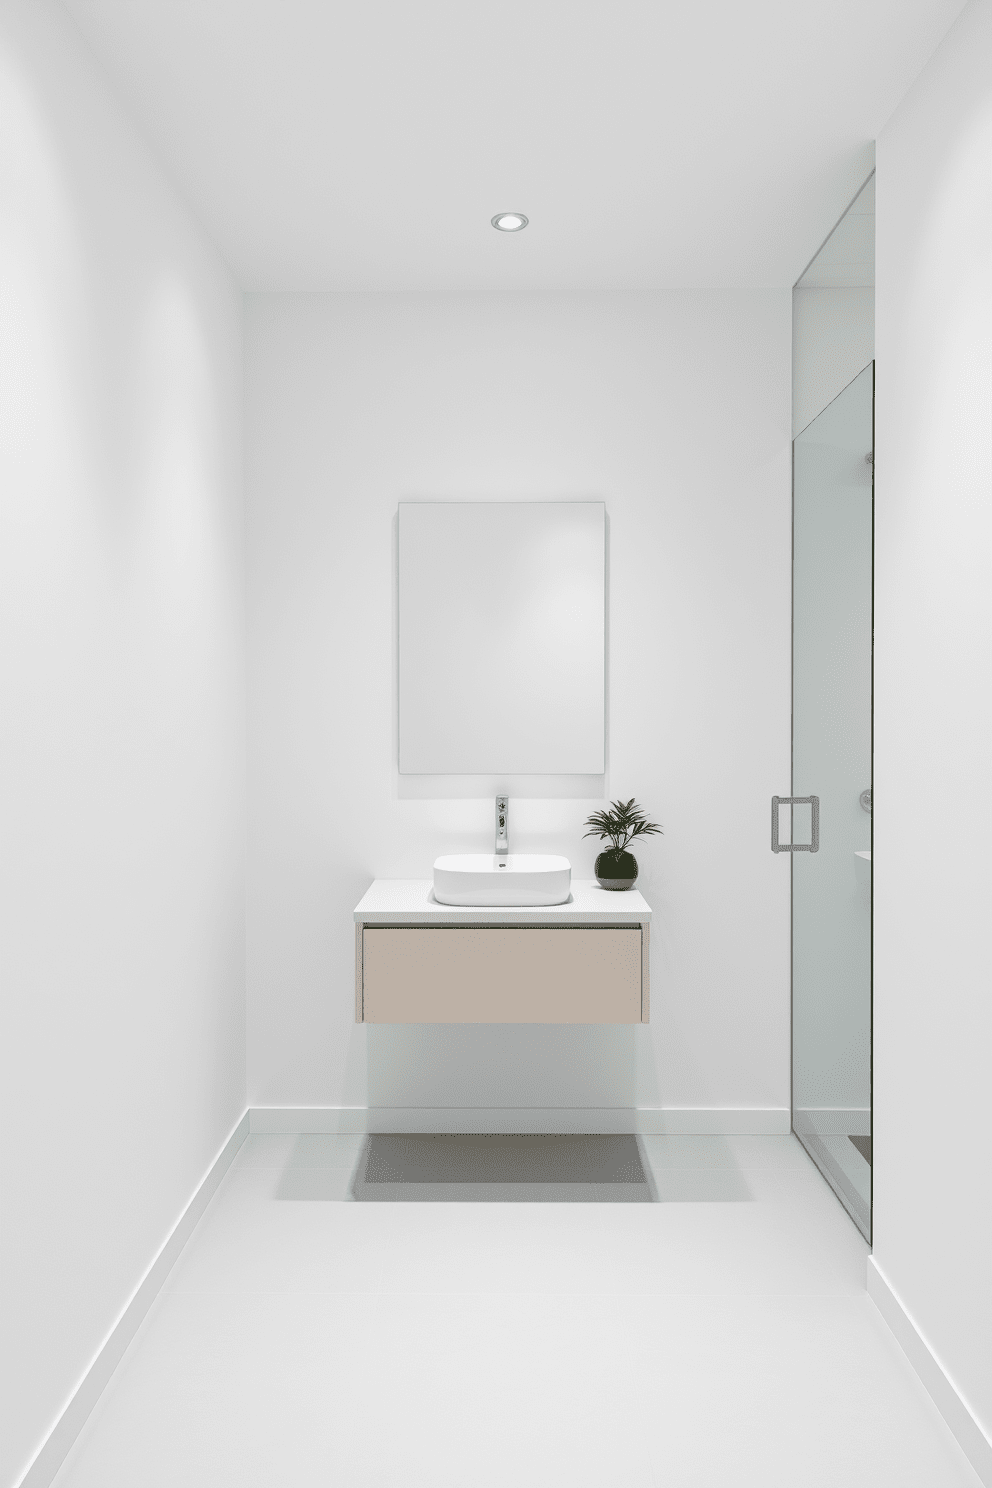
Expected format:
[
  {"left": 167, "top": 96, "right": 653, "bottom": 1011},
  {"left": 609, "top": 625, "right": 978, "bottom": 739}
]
[{"left": 432, "top": 854, "right": 571, "bottom": 907}]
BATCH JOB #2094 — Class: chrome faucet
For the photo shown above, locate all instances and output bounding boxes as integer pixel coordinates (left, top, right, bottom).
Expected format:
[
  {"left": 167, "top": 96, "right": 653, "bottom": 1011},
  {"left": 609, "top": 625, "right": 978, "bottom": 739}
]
[{"left": 495, "top": 795, "right": 509, "bottom": 857}]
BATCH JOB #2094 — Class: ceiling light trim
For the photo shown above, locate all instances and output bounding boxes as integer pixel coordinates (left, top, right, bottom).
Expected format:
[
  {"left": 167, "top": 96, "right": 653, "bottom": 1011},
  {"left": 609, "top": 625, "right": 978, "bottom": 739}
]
[{"left": 491, "top": 212, "right": 529, "bottom": 232}]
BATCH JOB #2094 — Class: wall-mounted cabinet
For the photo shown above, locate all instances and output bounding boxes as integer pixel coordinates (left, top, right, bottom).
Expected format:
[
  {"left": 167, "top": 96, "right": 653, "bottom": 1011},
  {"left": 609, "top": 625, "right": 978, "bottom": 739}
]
[{"left": 354, "top": 881, "right": 651, "bottom": 1024}]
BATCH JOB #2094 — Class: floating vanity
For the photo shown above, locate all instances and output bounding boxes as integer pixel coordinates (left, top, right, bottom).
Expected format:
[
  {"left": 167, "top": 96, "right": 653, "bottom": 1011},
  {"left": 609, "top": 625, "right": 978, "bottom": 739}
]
[{"left": 354, "top": 880, "right": 652, "bottom": 1024}]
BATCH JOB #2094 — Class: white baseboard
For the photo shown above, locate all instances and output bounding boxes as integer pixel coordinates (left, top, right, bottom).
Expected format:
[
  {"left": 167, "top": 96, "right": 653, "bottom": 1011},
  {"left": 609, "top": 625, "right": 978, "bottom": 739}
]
[
  {"left": 867, "top": 1257, "right": 992, "bottom": 1486},
  {"left": 249, "top": 1106, "right": 791, "bottom": 1135},
  {"left": 17, "top": 1110, "right": 250, "bottom": 1488}
]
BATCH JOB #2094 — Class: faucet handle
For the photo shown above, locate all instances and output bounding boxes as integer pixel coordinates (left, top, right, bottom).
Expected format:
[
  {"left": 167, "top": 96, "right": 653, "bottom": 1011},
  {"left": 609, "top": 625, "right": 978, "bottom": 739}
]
[{"left": 495, "top": 795, "right": 509, "bottom": 855}]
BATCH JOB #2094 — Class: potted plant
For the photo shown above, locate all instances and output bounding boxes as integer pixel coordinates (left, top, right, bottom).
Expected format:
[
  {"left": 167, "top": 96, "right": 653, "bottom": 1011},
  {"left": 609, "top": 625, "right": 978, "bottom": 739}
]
[{"left": 582, "top": 798, "right": 662, "bottom": 891}]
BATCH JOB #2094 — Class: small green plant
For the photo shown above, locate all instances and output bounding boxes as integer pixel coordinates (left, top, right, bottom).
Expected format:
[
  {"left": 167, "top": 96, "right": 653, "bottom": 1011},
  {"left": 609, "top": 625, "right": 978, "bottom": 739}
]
[{"left": 582, "top": 798, "right": 663, "bottom": 855}]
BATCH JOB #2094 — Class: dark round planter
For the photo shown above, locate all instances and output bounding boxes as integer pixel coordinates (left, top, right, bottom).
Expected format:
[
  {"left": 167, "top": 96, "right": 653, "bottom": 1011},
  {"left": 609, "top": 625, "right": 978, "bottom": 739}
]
[{"left": 594, "top": 849, "right": 638, "bottom": 891}]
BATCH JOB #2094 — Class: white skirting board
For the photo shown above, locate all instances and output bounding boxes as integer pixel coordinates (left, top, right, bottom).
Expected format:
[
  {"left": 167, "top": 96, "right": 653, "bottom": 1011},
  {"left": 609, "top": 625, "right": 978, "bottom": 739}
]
[
  {"left": 17, "top": 1111, "right": 249, "bottom": 1488},
  {"left": 248, "top": 1106, "right": 792, "bottom": 1135},
  {"left": 867, "top": 1257, "right": 992, "bottom": 1487}
]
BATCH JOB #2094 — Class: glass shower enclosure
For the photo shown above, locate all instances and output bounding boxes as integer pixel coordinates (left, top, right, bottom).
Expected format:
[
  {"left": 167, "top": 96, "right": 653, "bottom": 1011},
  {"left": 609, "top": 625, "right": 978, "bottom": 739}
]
[
  {"left": 790, "top": 365, "right": 873, "bottom": 1239},
  {"left": 784, "top": 174, "right": 874, "bottom": 1240}
]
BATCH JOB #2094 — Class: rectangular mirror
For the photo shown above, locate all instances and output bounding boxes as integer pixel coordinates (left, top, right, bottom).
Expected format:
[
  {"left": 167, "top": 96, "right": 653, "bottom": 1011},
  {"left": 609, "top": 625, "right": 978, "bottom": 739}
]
[{"left": 398, "top": 502, "right": 605, "bottom": 774}]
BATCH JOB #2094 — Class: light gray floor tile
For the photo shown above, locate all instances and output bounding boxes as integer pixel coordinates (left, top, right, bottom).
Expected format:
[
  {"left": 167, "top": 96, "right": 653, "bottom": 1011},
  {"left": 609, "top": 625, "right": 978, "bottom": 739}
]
[
  {"left": 163, "top": 1159, "right": 868, "bottom": 1298},
  {"left": 47, "top": 1129, "right": 982, "bottom": 1488},
  {"left": 235, "top": 1133, "right": 367, "bottom": 1167},
  {"left": 638, "top": 1133, "right": 811, "bottom": 1169},
  {"left": 54, "top": 1289, "right": 980, "bottom": 1488}
]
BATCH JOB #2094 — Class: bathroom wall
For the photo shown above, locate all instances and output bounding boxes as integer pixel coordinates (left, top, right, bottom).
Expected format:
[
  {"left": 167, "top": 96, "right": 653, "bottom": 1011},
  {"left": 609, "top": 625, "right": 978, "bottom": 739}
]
[
  {"left": 874, "top": 0, "right": 992, "bottom": 1456},
  {"left": 0, "top": 4, "right": 245, "bottom": 1484},
  {"left": 245, "top": 289, "right": 792, "bottom": 1122}
]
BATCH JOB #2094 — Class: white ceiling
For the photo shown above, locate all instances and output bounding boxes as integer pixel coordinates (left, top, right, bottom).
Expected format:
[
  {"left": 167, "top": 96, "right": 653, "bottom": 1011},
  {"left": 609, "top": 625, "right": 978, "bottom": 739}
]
[{"left": 60, "top": 0, "right": 964, "bottom": 292}]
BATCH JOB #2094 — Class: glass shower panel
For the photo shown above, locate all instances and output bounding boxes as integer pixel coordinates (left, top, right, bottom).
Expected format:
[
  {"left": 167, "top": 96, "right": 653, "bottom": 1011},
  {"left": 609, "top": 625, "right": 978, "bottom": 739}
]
[{"left": 792, "top": 363, "right": 873, "bottom": 1240}]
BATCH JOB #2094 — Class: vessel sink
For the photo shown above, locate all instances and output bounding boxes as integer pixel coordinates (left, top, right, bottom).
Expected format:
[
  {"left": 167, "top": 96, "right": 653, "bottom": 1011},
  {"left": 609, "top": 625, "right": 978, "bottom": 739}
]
[{"left": 432, "top": 854, "right": 571, "bottom": 907}]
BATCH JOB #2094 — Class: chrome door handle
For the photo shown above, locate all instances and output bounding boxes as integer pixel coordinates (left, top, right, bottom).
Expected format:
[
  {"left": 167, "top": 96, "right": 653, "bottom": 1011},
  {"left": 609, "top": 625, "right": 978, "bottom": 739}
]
[{"left": 771, "top": 795, "right": 819, "bottom": 853}]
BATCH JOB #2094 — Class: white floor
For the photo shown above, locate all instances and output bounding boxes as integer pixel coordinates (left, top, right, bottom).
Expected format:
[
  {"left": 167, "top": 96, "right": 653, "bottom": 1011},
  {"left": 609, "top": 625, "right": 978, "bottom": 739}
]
[{"left": 52, "top": 1134, "right": 980, "bottom": 1488}]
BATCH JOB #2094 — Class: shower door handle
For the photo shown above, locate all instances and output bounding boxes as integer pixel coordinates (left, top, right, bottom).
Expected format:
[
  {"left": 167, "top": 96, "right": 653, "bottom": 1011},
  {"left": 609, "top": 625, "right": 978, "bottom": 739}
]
[{"left": 771, "top": 796, "right": 819, "bottom": 853}]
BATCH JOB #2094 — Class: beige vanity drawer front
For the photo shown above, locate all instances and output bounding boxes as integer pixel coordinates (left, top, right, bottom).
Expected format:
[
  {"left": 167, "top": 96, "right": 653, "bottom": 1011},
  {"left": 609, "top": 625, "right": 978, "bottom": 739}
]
[{"left": 361, "top": 926, "right": 642, "bottom": 1023}]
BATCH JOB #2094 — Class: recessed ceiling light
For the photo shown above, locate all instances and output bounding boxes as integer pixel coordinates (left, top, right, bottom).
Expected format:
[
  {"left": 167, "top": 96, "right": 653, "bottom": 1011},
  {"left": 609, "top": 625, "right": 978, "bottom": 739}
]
[{"left": 491, "top": 213, "right": 528, "bottom": 232}]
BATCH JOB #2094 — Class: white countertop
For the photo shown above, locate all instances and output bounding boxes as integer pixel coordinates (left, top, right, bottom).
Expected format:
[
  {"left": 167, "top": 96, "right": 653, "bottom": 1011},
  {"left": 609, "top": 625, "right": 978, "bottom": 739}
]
[{"left": 354, "top": 878, "right": 652, "bottom": 925}]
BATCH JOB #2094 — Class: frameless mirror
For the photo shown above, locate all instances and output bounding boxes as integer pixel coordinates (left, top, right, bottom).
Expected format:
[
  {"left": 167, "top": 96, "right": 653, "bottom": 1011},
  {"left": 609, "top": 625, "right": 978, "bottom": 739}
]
[{"left": 398, "top": 501, "right": 605, "bottom": 774}]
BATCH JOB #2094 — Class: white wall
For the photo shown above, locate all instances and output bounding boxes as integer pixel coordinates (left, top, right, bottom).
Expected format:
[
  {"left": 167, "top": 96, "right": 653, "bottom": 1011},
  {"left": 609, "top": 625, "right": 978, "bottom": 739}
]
[
  {"left": 0, "top": 4, "right": 245, "bottom": 1484},
  {"left": 246, "top": 289, "right": 792, "bottom": 1120},
  {"left": 875, "top": 0, "right": 992, "bottom": 1451}
]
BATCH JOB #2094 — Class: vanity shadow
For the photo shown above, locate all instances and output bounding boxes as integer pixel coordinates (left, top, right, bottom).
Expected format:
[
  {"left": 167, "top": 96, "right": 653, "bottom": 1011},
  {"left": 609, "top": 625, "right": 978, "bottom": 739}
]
[{"left": 351, "top": 1133, "right": 656, "bottom": 1203}]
